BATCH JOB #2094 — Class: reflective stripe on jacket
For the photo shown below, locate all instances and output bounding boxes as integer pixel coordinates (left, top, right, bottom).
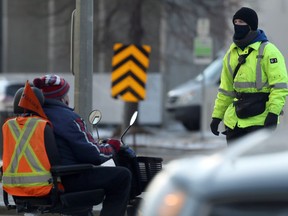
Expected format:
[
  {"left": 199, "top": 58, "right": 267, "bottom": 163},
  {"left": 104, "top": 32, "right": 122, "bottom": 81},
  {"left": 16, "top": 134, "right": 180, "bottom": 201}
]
[
  {"left": 2, "top": 116, "right": 52, "bottom": 196},
  {"left": 212, "top": 41, "right": 288, "bottom": 129}
]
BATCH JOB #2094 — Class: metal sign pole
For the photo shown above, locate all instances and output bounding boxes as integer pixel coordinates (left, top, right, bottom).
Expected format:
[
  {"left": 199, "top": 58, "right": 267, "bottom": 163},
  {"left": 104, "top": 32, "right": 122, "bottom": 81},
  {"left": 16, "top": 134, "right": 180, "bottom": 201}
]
[{"left": 73, "top": 0, "right": 94, "bottom": 129}]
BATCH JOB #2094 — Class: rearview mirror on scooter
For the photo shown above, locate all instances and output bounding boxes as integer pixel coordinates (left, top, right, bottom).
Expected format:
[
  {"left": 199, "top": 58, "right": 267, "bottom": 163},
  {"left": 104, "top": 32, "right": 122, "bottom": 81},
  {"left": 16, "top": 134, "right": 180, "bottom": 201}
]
[
  {"left": 88, "top": 110, "right": 102, "bottom": 140},
  {"left": 121, "top": 111, "right": 138, "bottom": 144},
  {"left": 130, "top": 111, "right": 138, "bottom": 126}
]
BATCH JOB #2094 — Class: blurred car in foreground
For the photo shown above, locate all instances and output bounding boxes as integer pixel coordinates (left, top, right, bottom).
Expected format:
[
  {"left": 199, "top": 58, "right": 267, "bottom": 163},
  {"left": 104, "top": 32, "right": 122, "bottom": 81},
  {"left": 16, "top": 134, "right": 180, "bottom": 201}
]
[
  {"left": 139, "top": 128, "right": 288, "bottom": 216},
  {"left": 165, "top": 52, "right": 223, "bottom": 131}
]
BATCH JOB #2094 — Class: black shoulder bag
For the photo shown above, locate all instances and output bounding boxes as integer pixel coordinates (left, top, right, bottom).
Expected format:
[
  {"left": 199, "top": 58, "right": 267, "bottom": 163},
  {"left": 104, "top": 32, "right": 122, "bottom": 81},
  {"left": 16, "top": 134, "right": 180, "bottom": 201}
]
[{"left": 233, "top": 47, "right": 269, "bottom": 119}]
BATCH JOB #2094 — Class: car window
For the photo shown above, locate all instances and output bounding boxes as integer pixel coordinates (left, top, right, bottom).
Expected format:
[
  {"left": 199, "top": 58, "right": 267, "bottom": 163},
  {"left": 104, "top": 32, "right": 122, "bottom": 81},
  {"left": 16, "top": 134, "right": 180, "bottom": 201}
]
[
  {"left": 195, "top": 57, "right": 223, "bottom": 83},
  {"left": 5, "top": 84, "right": 24, "bottom": 97}
]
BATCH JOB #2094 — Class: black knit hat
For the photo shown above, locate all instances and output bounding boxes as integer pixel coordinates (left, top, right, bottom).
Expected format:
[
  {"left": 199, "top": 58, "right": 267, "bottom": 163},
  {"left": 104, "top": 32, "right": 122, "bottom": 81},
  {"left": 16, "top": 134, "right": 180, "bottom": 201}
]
[{"left": 233, "top": 7, "right": 258, "bottom": 30}]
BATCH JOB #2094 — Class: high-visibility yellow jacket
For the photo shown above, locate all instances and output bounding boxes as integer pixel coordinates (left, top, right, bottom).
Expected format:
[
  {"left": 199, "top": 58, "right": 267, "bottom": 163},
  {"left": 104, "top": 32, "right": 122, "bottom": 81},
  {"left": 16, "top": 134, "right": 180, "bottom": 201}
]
[
  {"left": 2, "top": 116, "right": 53, "bottom": 196},
  {"left": 212, "top": 41, "right": 288, "bottom": 129}
]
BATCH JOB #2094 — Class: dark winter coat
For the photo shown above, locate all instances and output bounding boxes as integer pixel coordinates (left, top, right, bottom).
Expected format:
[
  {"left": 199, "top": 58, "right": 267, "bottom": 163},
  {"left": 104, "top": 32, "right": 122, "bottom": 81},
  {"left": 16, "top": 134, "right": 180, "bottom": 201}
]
[{"left": 43, "top": 99, "right": 115, "bottom": 165}]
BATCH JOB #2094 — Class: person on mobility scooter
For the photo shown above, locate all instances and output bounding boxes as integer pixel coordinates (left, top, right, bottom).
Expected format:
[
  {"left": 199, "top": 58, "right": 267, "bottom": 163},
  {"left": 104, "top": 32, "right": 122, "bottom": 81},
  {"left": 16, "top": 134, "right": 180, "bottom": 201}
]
[{"left": 32, "top": 74, "right": 132, "bottom": 216}]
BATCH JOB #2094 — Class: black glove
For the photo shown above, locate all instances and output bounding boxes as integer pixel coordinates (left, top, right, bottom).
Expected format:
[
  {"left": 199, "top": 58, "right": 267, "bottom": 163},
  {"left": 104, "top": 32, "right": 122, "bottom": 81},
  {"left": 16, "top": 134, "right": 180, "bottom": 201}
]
[
  {"left": 119, "top": 145, "right": 136, "bottom": 158},
  {"left": 264, "top": 112, "right": 278, "bottom": 128},
  {"left": 210, "top": 118, "right": 221, "bottom": 136}
]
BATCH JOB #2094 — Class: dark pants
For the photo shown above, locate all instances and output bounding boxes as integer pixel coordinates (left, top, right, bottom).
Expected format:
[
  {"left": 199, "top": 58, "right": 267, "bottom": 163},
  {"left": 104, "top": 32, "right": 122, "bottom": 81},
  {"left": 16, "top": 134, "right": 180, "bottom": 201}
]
[
  {"left": 62, "top": 166, "right": 132, "bottom": 216},
  {"left": 225, "top": 125, "right": 264, "bottom": 145}
]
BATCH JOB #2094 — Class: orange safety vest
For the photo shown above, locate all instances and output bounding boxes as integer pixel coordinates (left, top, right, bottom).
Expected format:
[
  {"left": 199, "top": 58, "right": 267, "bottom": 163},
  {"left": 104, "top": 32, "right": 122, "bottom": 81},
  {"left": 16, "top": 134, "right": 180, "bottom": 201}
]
[{"left": 2, "top": 116, "right": 53, "bottom": 197}]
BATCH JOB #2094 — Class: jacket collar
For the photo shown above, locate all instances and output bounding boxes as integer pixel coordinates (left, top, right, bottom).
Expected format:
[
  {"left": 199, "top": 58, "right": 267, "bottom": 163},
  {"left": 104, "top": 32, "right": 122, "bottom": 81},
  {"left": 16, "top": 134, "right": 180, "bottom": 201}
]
[{"left": 230, "top": 41, "right": 262, "bottom": 52}]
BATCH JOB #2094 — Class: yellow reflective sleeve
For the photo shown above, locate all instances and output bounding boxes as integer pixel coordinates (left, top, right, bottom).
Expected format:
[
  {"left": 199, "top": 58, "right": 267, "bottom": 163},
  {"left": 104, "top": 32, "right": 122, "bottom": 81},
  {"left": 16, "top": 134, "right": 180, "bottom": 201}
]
[{"left": 212, "top": 53, "right": 235, "bottom": 119}]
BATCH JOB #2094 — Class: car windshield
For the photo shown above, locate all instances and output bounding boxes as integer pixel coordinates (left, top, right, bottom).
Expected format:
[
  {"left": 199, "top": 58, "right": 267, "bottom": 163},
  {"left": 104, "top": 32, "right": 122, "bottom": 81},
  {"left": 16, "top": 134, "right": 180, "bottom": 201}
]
[
  {"left": 237, "top": 129, "right": 288, "bottom": 157},
  {"left": 195, "top": 57, "right": 223, "bottom": 82}
]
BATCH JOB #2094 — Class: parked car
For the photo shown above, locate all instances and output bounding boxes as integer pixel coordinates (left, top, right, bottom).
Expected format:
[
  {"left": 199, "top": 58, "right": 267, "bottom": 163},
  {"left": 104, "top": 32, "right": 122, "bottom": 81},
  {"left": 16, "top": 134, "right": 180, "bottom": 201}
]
[
  {"left": 0, "top": 79, "right": 25, "bottom": 113},
  {"left": 0, "top": 79, "right": 25, "bottom": 156},
  {"left": 165, "top": 52, "right": 224, "bottom": 131},
  {"left": 139, "top": 128, "right": 288, "bottom": 216}
]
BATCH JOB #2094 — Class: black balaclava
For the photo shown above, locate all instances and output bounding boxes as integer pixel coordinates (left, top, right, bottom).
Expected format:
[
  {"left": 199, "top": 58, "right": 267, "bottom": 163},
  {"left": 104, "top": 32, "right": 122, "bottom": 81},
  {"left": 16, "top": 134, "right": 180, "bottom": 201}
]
[{"left": 232, "top": 7, "right": 258, "bottom": 48}]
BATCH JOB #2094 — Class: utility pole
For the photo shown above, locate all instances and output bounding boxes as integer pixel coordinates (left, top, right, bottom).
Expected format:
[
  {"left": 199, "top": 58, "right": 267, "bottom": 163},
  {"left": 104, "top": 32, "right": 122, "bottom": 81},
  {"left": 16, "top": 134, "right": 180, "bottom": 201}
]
[
  {"left": 48, "top": 0, "right": 56, "bottom": 73},
  {"left": 122, "top": 0, "right": 144, "bottom": 131},
  {"left": 73, "top": 0, "right": 94, "bottom": 127}
]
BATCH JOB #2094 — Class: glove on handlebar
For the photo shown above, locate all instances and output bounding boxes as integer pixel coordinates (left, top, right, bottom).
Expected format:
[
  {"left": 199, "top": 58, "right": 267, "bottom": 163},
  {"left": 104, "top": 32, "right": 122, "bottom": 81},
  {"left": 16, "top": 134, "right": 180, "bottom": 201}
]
[
  {"left": 106, "top": 139, "right": 121, "bottom": 152},
  {"left": 119, "top": 146, "right": 136, "bottom": 158},
  {"left": 264, "top": 112, "right": 278, "bottom": 128},
  {"left": 210, "top": 118, "right": 221, "bottom": 136}
]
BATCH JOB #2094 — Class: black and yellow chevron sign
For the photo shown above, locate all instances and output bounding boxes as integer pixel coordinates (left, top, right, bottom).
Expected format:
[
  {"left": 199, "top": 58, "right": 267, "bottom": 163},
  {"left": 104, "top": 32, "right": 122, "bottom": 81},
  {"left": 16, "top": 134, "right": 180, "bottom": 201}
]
[{"left": 111, "top": 43, "right": 151, "bottom": 102}]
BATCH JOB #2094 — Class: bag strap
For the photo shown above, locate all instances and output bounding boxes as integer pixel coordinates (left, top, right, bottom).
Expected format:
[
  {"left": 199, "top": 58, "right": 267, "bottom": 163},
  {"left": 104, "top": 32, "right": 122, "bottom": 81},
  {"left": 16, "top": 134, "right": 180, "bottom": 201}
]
[{"left": 233, "top": 47, "right": 254, "bottom": 80}]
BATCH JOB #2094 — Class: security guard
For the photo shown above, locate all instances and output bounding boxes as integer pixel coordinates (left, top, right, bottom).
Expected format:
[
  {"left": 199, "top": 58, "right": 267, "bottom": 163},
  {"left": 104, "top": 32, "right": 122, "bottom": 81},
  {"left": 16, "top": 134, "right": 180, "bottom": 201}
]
[{"left": 210, "top": 7, "right": 288, "bottom": 144}]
